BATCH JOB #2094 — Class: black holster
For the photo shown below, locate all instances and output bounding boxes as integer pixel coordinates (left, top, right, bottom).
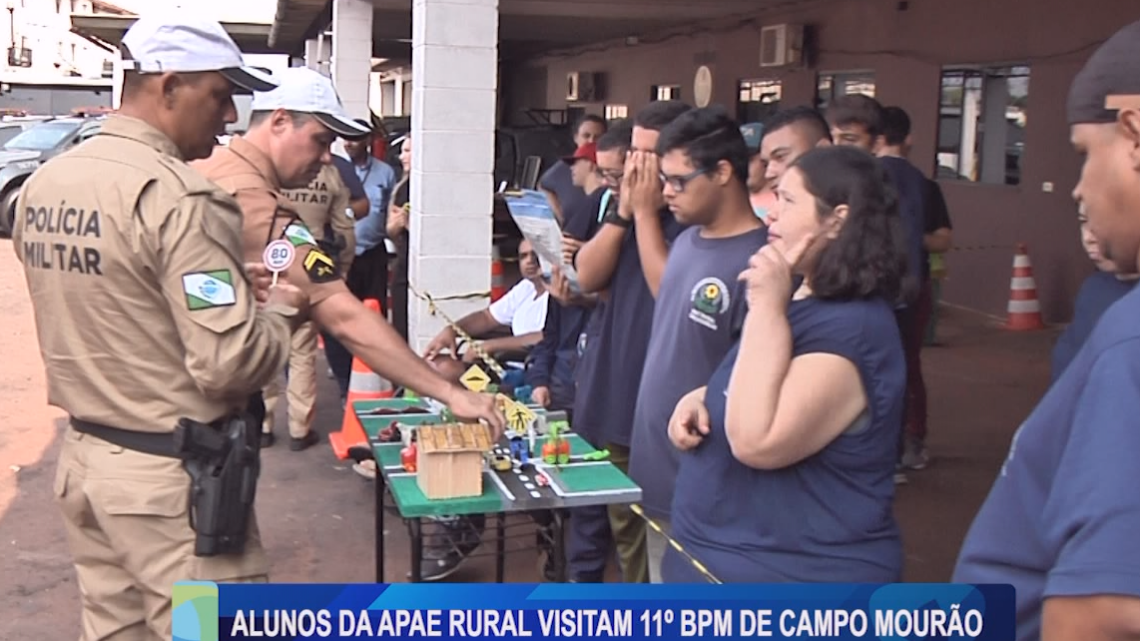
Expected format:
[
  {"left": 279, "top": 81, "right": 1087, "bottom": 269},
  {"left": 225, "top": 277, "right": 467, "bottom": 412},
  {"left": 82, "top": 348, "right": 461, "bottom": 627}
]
[{"left": 174, "top": 408, "right": 261, "bottom": 557}]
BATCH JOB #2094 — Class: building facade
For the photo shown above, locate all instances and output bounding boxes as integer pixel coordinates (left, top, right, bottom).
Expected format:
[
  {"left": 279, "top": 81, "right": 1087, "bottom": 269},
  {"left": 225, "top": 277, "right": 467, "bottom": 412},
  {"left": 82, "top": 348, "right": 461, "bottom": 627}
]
[
  {"left": 271, "top": 0, "right": 1138, "bottom": 325},
  {"left": 502, "top": 0, "right": 1138, "bottom": 324},
  {"left": 2, "top": 0, "right": 124, "bottom": 83}
]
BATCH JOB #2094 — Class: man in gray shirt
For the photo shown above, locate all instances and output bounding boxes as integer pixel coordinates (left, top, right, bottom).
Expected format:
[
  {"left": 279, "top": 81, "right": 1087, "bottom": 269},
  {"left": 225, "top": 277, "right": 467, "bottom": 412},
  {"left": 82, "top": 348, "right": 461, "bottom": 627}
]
[{"left": 627, "top": 106, "right": 768, "bottom": 582}]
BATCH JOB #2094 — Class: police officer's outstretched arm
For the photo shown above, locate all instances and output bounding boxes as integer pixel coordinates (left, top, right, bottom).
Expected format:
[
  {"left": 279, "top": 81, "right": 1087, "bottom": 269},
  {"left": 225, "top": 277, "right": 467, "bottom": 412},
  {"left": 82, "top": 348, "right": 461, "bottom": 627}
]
[
  {"left": 160, "top": 193, "right": 301, "bottom": 398},
  {"left": 314, "top": 292, "right": 505, "bottom": 436}
]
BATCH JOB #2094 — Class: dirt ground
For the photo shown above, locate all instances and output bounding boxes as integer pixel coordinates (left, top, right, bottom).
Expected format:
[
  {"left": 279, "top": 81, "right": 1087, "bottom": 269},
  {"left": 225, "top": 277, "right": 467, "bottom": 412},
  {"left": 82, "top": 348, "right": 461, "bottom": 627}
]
[{"left": 0, "top": 240, "right": 1056, "bottom": 639}]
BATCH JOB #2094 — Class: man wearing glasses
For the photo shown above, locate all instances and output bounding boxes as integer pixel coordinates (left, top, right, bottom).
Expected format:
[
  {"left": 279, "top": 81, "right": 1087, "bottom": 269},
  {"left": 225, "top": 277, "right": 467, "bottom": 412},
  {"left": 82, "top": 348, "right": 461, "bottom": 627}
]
[
  {"left": 572, "top": 102, "right": 692, "bottom": 584},
  {"left": 626, "top": 105, "right": 768, "bottom": 582}
]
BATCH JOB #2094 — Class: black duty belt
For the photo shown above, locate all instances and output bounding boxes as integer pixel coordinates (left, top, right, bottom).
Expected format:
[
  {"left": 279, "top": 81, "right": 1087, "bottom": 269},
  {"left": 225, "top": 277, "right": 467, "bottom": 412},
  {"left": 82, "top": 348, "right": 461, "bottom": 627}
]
[
  {"left": 70, "top": 418, "right": 183, "bottom": 459},
  {"left": 68, "top": 393, "right": 265, "bottom": 460}
]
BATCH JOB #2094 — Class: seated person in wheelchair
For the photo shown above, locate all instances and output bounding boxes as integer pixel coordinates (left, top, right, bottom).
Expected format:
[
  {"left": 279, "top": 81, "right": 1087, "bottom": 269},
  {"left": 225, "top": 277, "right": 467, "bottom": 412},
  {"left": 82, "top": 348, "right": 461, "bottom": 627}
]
[{"left": 423, "top": 239, "right": 549, "bottom": 370}]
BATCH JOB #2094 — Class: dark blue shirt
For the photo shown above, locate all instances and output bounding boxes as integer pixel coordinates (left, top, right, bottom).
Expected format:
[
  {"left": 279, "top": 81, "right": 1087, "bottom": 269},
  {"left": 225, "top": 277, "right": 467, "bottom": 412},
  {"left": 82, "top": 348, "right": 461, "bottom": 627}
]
[
  {"left": 332, "top": 155, "right": 367, "bottom": 202},
  {"left": 880, "top": 156, "right": 929, "bottom": 291},
  {"left": 954, "top": 285, "right": 1140, "bottom": 641},
  {"left": 540, "top": 163, "right": 588, "bottom": 222},
  {"left": 664, "top": 296, "right": 906, "bottom": 583},
  {"left": 571, "top": 208, "right": 687, "bottom": 447},
  {"left": 526, "top": 189, "right": 604, "bottom": 409},
  {"left": 628, "top": 225, "right": 768, "bottom": 519},
  {"left": 1050, "top": 271, "right": 1136, "bottom": 384}
]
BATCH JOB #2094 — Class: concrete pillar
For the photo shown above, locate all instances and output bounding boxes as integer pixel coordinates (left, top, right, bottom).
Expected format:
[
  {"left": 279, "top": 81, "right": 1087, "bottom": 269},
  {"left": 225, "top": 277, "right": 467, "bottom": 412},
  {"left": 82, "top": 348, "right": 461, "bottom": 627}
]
[
  {"left": 331, "top": 0, "right": 373, "bottom": 121},
  {"left": 394, "top": 72, "right": 404, "bottom": 116},
  {"left": 980, "top": 75, "right": 1010, "bottom": 185},
  {"left": 407, "top": 0, "right": 498, "bottom": 353},
  {"left": 304, "top": 37, "right": 332, "bottom": 75}
]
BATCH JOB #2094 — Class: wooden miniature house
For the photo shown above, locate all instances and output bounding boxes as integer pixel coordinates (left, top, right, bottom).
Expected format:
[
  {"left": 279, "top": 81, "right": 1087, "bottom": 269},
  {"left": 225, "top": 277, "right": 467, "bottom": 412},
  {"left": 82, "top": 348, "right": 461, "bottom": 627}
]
[{"left": 415, "top": 423, "right": 494, "bottom": 499}]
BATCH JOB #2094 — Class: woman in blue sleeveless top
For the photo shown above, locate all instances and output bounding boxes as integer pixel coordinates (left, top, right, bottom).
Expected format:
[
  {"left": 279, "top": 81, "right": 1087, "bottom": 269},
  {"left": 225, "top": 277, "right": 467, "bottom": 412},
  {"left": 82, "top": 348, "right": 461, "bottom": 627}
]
[{"left": 663, "top": 146, "right": 911, "bottom": 583}]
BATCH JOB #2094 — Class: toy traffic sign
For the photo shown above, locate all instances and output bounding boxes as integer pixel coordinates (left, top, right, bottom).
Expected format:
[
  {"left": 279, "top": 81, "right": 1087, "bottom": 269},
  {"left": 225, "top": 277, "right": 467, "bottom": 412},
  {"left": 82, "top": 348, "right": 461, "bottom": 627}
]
[
  {"left": 460, "top": 365, "right": 491, "bottom": 393},
  {"left": 263, "top": 239, "right": 295, "bottom": 286},
  {"left": 506, "top": 401, "right": 536, "bottom": 433}
]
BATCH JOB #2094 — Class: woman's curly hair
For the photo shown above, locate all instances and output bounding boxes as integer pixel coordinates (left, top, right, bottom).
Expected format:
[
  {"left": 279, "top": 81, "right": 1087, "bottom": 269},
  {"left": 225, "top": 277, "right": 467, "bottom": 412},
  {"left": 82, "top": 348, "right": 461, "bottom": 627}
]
[{"left": 790, "top": 145, "right": 914, "bottom": 305}]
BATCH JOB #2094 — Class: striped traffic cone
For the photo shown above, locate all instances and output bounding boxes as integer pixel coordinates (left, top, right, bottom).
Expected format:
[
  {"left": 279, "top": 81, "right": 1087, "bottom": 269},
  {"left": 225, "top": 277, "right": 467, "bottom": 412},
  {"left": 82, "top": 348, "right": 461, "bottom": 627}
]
[
  {"left": 491, "top": 245, "right": 506, "bottom": 302},
  {"left": 327, "top": 298, "right": 395, "bottom": 459},
  {"left": 1005, "top": 243, "right": 1045, "bottom": 331}
]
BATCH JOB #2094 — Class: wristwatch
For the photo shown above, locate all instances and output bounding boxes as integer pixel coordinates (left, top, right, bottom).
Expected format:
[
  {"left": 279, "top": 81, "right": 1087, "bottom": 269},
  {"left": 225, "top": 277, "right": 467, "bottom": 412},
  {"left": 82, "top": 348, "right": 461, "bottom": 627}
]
[{"left": 602, "top": 209, "right": 633, "bottom": 229}]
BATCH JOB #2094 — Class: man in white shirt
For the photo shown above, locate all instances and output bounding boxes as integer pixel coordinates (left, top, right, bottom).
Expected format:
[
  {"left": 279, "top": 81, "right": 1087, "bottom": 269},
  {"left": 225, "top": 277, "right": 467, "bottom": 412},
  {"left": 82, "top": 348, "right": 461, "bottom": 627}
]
[{"left": 424, "top": 239, "right": 549, "bottom": 366}]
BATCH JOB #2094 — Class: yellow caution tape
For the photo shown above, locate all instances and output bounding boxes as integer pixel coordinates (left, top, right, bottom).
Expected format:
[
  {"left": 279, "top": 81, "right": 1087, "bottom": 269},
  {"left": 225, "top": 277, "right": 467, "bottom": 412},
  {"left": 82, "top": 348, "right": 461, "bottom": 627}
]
[
  {"left": 629, "top": 504, "right": 722, "bottom": 585},
  {"left": 408, "top": 283, "right": 507, "bottom": 379}
]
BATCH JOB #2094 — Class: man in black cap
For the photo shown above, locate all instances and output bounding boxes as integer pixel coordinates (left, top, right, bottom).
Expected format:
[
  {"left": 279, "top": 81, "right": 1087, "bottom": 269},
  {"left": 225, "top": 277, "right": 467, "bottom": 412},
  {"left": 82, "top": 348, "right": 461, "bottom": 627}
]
[{"left": 953, "top": 20, "right": 1140, "bottom": 641}]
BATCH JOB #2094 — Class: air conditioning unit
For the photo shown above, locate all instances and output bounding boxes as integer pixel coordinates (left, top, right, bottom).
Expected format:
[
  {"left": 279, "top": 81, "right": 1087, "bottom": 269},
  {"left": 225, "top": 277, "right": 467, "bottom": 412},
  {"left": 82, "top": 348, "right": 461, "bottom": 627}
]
[
  {"left": 759, "top": 24, "right": 803, "bottom": 68},
  {"left": 566, "top": 71, "right": 599, "bottom": 102}
]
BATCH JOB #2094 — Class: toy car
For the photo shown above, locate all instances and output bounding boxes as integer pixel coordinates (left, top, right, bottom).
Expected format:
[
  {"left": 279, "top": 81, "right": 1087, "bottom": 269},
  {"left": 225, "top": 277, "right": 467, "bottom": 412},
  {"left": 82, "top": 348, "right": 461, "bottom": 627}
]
[{"left": 490, "top": 454, "right": 512, "bottom": 471}]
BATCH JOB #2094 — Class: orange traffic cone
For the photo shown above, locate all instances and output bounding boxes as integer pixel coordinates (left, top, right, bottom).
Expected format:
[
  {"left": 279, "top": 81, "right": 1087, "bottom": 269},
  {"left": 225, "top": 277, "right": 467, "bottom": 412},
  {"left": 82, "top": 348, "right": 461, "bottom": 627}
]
[
  {"left": 1005, "top": 243, "right": 1045, "bottom": 331},
  {"left": 491, "top": 245, "right": 506, "bottom": 302},
  {"left": 328, "top": 298, "right": 395, "bottom": 459}
]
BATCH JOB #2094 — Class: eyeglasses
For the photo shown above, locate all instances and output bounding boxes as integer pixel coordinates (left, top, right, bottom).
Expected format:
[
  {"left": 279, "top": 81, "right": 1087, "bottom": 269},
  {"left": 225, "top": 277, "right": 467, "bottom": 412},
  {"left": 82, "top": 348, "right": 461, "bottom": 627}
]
[
  {"left": 599, "top": 169, "right": 624, "bottom": 184},
  {"left": 659, "top": 167, "right": 709, "bottom": 193}
]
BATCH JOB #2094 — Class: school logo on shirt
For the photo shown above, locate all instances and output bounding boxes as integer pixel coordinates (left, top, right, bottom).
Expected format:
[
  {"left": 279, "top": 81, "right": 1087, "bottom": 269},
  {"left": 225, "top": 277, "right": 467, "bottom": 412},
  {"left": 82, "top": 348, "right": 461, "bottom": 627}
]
[{"left": 689, "top": 277, "right": 730, "bottom": 331}]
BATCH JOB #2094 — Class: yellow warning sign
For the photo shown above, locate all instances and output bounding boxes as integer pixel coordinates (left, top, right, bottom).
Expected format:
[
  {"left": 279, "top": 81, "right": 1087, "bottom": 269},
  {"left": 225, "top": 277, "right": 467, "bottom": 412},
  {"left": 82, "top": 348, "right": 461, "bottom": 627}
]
[
  {"left": 460, "top": 365, "right": 491, "bottom": 393},
  {"left": 506, "top": 401, "right": 536, "bottom": 433}
]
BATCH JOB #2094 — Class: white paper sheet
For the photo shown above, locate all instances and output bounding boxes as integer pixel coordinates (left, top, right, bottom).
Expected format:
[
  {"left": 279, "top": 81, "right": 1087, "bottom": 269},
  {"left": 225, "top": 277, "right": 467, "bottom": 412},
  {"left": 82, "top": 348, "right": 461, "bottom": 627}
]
[{"left": 501, "top": 189, "right": 581, "bottom": 292}]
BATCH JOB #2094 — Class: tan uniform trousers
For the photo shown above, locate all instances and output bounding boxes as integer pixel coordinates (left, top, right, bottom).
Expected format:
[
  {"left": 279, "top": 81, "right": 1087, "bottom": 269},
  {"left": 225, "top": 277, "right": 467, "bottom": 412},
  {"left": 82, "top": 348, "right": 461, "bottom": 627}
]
[
  {"left": 262, "top": 320, "right": 317, "bottom": 438},
  {"left": 605, "top": 443, "right": 649, "bottom": 583},
  {"left": 54, "top": 426, "right": 268, "bottom": 641}
]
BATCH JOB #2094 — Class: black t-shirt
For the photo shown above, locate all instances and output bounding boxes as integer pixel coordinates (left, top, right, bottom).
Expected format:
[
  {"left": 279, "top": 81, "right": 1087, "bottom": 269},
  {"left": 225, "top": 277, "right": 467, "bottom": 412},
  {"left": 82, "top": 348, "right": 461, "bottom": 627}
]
[
  {"left": 572, "top": 206, "right": 688, "bottom": 447},
  {"left": 924, "top": 179, "right": 952, "bottom": 233},
  {"left": 392, "top": 179, "right": 410, "bottom": 283}
]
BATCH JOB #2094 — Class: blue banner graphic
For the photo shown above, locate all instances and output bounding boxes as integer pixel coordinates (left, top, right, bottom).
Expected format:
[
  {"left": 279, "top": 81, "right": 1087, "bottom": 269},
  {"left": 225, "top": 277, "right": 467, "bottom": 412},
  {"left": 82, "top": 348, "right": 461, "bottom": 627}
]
[{"left": 173, "top": 582, "right": 1015, "bottom": 641}]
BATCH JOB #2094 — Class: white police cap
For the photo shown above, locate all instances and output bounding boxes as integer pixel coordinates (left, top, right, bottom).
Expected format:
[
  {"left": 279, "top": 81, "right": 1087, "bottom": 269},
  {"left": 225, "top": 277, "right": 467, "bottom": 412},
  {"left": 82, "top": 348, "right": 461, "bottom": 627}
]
[
  {"left": 120, "top": 11, "right": 277, "bottom": 93},
  {"left": 250, "top": 67, "right": 372, "bottom": 138}
]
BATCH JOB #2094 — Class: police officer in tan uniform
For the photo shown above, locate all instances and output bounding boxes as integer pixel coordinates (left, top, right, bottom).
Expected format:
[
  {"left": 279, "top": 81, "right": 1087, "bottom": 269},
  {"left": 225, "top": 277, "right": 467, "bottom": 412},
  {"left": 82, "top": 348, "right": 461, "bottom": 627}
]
[
  {"left": 266, "top": 161, "right": 359, "bottom": 450},
  {"left": 193, "top": 67, "right": 505, "bottom": 430},
  {"left": 13, "top": 12, "right": 304, "bottom": 641}
]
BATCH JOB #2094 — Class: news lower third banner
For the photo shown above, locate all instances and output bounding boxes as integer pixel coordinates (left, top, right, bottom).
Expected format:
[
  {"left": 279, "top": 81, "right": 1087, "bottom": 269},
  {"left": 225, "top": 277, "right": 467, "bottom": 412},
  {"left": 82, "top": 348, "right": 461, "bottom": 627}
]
[{"left": 173, "top": 583, "right": 1015, "bottom": 641}]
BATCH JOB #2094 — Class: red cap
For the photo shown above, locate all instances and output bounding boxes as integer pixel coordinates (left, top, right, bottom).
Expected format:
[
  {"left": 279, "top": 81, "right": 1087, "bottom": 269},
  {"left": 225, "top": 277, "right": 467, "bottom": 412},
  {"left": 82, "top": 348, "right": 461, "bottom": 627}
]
[{"left": 562, "top": 142, "right": 597, "bottom": 166}]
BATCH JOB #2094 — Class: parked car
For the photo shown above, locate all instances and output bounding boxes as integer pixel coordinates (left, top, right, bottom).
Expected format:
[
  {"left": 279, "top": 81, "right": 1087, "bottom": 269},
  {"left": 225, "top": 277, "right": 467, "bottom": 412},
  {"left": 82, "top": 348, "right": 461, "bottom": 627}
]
[
  {"left": 0, "top": 116, "right": 105, "bottom": 236},
  {"left": 0, "top": 116, "right": 53, "bottom": 149}
]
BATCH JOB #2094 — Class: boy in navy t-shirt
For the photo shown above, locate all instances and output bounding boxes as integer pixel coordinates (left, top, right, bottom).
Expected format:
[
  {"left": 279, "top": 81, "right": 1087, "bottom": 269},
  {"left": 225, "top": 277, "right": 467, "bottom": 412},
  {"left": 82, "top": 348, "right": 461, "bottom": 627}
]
[
  {"left": 626, "top": 106, "right": 768, "bottom": 583},
  {"left": 538, "top": 115, "right": 606, "bottom": 224},
  {"left": 826, "top": 95, "right": 929, "bottom": 483},
  {"left": 573, "top": 101, "right": 693, "bottom": 583},
  {"left": 954, "top": 22, "right": 1140, "bottom": 640}
]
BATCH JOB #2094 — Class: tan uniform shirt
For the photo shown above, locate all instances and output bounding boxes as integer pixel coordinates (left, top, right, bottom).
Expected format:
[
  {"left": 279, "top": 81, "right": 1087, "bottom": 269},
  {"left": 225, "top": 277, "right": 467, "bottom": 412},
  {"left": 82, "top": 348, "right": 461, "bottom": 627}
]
[
  {"left": 191, "top": 136, "right": 349, "bottom": 309},
  {"left": 12, "top": 115, "right": 294, "bottom": 432},
  {"left": 280, "top": 163, "right": 355, "bottom": 269}
]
